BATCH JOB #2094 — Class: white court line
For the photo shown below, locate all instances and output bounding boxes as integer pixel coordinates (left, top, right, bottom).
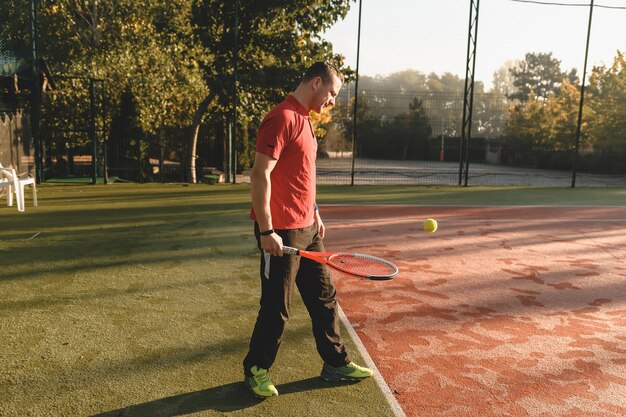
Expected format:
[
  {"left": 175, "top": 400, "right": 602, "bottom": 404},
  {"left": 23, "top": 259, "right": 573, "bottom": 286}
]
[{"left": 337, "top": 304, "right": 407, "bottom": 417}]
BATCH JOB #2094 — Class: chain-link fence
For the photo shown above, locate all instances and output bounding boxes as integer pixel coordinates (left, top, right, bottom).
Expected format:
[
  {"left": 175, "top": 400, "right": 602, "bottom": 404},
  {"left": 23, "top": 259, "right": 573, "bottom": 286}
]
[
  {"left": 0, "top": 5, "right": 35, "bottom": 175},
  {"left": 4, "top": 2, "right": 625, "bottom": 187},
  {"left": 313, "top": 83, "right": 626, "bottom": 187},
  {"left": 61, "top": 84, "right": 624, "bottom": 187}
]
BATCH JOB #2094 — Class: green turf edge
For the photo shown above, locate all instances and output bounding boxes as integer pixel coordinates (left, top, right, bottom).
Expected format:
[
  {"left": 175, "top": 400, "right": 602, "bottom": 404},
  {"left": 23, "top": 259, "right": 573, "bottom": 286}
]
[
  {"left": 316, "top": 184, "right": 626, "bottom": 206},
  {"left": 0, "top": 183, "right": 398, "bottom": 417}
]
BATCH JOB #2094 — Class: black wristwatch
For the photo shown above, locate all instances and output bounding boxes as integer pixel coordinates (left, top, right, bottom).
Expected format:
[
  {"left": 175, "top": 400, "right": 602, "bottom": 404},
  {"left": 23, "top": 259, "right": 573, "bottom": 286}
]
[{"left": 260, "top": 229, "right": 275, "bottom": 236}]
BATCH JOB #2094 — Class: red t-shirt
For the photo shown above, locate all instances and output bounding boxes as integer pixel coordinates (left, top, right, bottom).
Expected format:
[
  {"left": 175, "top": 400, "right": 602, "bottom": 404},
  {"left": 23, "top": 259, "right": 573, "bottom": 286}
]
[{"left": 250, "top": 95, "right": 317, "bottom": 229}]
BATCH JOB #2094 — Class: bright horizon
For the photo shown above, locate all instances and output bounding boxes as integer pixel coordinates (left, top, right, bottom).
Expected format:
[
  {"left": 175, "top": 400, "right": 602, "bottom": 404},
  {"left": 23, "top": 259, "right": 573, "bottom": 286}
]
[{"left": 322, "top": 0, "right": 626, "bottom": 90}]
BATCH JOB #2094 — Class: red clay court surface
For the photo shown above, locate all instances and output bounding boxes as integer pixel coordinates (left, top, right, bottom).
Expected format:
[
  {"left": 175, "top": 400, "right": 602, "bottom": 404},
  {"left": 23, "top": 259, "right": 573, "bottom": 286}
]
[{"left": 324, "top": 205, "right": 626, "bottom": 417}]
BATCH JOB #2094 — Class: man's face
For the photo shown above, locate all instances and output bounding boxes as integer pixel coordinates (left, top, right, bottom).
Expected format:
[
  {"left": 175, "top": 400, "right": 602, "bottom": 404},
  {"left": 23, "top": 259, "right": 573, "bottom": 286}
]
[{"left": 311, "top": 75, "right": 342, "bottom": 114}]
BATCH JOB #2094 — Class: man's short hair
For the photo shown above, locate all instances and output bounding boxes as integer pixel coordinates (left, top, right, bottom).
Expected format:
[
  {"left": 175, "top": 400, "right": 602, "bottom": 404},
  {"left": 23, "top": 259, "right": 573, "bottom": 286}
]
[{"left": 302, "top": 61, "right": 344, "bottom": 84}]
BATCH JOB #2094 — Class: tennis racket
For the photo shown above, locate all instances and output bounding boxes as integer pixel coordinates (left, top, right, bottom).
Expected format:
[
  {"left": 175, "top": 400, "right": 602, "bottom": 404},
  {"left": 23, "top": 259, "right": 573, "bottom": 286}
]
[{"left": 282, "top": 246, "right": 398, "bottom": 280}]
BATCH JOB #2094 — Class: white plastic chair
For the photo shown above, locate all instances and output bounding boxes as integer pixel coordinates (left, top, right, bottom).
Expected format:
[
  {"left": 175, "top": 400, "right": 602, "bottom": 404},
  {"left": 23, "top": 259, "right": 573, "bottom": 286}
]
[
  {"left": 0, "top": 163, "right": 38, "bottom": 212},
  {"left": 0, "top": 174, "right": 10, "bottom": 206}
]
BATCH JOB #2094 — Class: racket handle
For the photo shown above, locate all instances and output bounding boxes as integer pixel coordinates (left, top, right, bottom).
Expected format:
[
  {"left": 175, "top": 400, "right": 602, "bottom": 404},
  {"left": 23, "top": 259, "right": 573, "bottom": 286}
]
[{"left": 282, "top": 246, "right": 300, "bottom": 255}]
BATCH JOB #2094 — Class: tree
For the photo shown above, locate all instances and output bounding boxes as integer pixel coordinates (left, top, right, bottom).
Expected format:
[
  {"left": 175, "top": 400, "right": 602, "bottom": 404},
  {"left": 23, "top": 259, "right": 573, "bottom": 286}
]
[
  {"left": 509, "top": 52, "right": 568, "bottom": 102},
  {"left": 396, "top": 97, "right": 432, "bottom": 159},
  {"left": 472, "top": 91, "right": 509, "bottom": 139},
  {"left": 5, "top": 1, "right": 353, "bottom": 182},
  {"left": 492, "top": 60, "right": 521, "bottom": 97},
  {"left": 547, "top": 79, "right": 585, "bottom": 151},
  {"left": 2, "top": 1, "right": 30, "bottom": 56},
  {"left": 427, "top": 72, "right": 465, "bottom": 94},
  {"left": 505, "top": 90, "right": 551, "bottom": 147},
  {"left": 587, "top": 51, "right": 626, "bottom": 152},
  {"left": 357, "top": 96, "right": 432, "bottom": 160},
  {"left": 358, "top": 70, "right": 428, "bottom": 93},
  {"left": 187, "top": 0, "right": 352, "bottom": 182},
  {"left": 504, "top": 79, "right": 587, "bottom": 168},
  {"left": 12, "top": 0, "right": 209, "bottom": 181}
]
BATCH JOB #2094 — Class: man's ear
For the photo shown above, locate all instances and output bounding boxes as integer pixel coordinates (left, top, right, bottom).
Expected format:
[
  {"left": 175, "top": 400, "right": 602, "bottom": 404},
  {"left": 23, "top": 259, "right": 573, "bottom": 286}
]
[{"left": 312, "top": 76, "right": 322, "bottom": 90}]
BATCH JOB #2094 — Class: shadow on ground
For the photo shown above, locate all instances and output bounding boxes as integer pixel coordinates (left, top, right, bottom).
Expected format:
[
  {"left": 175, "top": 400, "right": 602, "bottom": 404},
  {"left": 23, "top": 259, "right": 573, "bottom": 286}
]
[{"left": 92, "top": 378, "right": 357, "bottom": 416}]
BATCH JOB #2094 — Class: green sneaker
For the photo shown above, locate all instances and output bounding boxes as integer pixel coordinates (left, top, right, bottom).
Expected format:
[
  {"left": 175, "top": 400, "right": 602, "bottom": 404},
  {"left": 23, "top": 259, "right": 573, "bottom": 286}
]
[
  {"left": 320, "top": 361, "right": 373, "bottom": 381},
  {"left": 245, "top": 366, "right": 278, "bottom": 398}
]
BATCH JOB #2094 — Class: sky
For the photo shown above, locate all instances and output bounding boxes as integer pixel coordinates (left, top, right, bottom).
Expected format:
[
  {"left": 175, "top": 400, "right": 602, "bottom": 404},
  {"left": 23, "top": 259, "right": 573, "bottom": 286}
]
[{"left": 321, "top": 0, "right": 626, "bottom": 90}]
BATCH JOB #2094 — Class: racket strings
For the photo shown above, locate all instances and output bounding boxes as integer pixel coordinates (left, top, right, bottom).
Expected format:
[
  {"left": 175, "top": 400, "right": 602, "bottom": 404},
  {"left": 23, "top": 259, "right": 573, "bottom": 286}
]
[{"left": 328, "top": 254, "right": 398, "bottom": 278}]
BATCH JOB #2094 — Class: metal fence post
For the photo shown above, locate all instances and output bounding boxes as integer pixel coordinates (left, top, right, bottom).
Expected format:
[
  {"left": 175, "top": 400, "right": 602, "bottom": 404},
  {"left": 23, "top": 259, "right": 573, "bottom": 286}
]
[
  {"left": 572, "top": 0, "right": 594, "bottom": 188},
  {"left": 350, "top": 0, "right": 363, "bottom": 186},
  {"left": 89, "top": 78, "right": 97, "bottom": 184},
  {"left": 459, "top": 0, "right": 480, "bottom": 186}
]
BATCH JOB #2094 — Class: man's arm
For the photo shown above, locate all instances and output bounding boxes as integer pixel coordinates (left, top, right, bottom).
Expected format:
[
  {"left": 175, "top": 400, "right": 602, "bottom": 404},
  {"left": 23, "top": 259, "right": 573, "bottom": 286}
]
[
  {"left": 250, "top": 151, "right": 283, "bottom": 256},
  {"left": 314, "top": 203, "right": 325, "bottom": 239}
]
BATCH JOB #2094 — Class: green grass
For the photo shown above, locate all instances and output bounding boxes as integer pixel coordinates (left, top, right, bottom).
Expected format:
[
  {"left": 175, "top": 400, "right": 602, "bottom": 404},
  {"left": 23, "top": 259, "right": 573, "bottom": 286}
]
[
  {"left": 44, "top": 176, "right": 120, "bottom": 184},
  {"left": 317, "top": 184, "right": 626, "bottom": 206},
  {"left": 0, "top": 184, "right": 395, "bottom": 417},
  {"left": 1, "top": 183, "right": 625, "bottom": 416}
]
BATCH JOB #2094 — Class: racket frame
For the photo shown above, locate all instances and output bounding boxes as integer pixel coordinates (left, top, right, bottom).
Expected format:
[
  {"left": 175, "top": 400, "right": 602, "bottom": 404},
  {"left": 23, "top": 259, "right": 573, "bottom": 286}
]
[{"left": 282, "top": 245, "right": 398, "bottom": 280}]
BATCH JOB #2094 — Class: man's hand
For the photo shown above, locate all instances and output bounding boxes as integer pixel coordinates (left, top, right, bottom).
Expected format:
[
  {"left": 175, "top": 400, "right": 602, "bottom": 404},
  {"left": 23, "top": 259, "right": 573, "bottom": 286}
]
[
  {"left": 261, "top": 232, "right": 283, "bottom": 256},
  {"left": 314, "top": 210, "right": 325, "bottom": 239}
]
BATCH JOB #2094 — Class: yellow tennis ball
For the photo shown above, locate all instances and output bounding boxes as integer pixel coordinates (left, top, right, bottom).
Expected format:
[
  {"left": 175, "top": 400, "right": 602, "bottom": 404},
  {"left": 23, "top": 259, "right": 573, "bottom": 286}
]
[{"left": 423, "top": 218, "right": 438, "bottom": 233}]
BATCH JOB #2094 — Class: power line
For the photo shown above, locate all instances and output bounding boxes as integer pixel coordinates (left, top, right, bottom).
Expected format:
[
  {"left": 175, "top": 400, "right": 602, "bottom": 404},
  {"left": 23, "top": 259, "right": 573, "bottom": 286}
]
[{"left": 510, "top": 0, "right": 626, "bottom": 9}]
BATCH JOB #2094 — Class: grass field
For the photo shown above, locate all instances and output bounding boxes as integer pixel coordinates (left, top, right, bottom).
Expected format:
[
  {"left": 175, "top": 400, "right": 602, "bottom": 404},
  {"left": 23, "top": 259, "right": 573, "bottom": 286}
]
[{"left": 2, "top": 183, "right": 626, "bottom": 417}]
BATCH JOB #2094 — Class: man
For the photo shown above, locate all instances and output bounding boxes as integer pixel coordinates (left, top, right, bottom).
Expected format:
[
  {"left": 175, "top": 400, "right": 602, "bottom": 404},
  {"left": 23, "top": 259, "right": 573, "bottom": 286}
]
[{"left": 244, "top": 62, "right": 373, "bottom": 398}]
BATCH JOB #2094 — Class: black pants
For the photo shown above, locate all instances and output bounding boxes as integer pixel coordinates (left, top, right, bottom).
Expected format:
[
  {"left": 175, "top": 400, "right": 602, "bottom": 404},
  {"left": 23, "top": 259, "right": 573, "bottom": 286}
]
[{"left": 243, "top": 223, "right": 350, "bottom": 376}]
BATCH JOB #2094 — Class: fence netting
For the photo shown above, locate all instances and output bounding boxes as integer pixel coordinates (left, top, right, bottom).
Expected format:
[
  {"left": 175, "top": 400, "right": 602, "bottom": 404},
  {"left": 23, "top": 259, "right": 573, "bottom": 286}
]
[
  {"left": 314, "top": 82, "right": 625, "bottom": 187},
  {"left": 3, "top": 2, "right": 625, "bottom": 187}
]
